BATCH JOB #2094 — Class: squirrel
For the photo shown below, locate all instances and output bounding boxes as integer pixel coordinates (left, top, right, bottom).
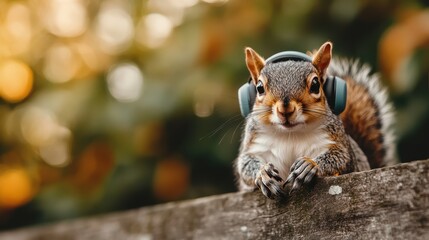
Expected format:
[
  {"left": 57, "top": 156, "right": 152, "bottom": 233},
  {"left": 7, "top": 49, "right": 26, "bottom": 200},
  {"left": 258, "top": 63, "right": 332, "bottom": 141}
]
[{"left": 234, "top": 41, "right": 396, "bottom": 199}]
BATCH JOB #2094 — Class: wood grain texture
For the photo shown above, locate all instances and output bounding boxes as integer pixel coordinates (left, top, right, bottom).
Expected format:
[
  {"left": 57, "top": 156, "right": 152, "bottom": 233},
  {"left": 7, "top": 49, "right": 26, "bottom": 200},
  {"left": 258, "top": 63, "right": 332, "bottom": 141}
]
[{"left": 1, "top": 159, "right": 428, "bottom": 240}]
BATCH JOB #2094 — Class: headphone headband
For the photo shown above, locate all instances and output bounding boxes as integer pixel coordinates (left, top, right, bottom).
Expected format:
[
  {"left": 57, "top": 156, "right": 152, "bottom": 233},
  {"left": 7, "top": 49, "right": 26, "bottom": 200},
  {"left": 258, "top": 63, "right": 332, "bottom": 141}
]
[{"left": 265, "top": 51, "right": 312, "bottom": 64}]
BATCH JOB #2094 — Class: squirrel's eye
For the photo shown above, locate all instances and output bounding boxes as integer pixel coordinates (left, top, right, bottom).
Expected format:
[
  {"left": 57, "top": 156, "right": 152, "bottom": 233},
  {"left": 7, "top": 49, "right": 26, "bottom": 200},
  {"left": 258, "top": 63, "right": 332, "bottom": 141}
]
[
  {"left": 256, "top": 80, "right": 265, "bottom": 95},
  {"left": 310, "top": 77, "right": 320, "bottom": 94}
]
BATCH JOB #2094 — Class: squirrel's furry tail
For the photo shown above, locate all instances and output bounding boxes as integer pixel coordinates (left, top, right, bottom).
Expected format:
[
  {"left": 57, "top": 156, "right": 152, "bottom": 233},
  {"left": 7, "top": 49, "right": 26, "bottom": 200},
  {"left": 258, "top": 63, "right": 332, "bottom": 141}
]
[{"left": 328, "top": 58, "right": 397, "bottom": 168}]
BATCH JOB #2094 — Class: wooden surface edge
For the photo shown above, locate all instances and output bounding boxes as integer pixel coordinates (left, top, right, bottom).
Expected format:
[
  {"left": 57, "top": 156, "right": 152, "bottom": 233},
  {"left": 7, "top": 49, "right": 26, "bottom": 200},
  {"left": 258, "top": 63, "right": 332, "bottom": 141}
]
[{"left": 0, "top": 159, "right": 428, "bottom": 240}]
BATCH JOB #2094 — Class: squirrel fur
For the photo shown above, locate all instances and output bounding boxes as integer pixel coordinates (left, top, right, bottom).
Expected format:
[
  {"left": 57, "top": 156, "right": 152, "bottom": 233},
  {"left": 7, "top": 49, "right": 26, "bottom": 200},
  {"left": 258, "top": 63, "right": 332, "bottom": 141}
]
[{"left": 234, "top": 42, "right": 396, "bottom": 199}]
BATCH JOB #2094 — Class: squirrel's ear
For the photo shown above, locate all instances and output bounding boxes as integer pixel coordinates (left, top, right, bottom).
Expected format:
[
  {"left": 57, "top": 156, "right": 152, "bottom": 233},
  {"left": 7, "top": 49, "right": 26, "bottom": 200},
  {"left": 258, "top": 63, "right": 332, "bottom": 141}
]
[
  {"left": 245, "top": 47, "right": 265, "bottom": 85},
  {"left": 312, "top": 42, "right": 332, "bottom": 76}
]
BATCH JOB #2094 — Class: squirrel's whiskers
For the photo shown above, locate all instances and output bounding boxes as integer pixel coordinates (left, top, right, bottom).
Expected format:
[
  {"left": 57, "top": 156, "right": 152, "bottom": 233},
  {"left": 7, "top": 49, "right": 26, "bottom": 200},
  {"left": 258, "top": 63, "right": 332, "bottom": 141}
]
[{"left": 199, "top": 114, "right": 242, "bottom": 142}]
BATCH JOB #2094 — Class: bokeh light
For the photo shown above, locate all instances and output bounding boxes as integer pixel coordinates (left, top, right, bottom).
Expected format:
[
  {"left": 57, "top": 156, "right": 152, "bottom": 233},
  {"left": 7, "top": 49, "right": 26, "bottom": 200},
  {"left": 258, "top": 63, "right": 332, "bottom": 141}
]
[
  {"left": 38, "top": 122, "right": 72, "bottom": 168},
  {"left": 3, "top": 2, "right": 33, "bottom": 56},
  {"left": 0, "top": 59, "right": 33, "bottom": 103},
  {"left": 94, "top": 3, "right": 134, "bottom": 54},
  {"left": 43, "top": 43, "right": 80, "bottom": 83},
  {"left": 194, "top": 88, "right": 215, "bottom": 118},
  {"left": 19, "top": 106, "right": 72, "bottom": 167},
  {"left": 0, "top": 168, "right": 35, "bottom": 209},
  {"left": 107, "top": 63, "right": 144, "bottom": 103},
  {"left": 72, "top": 142, "right": 114, "bottom": 192},
  {"left": 20, "top": 107, "right": 59, "bottom": 146},
  {"left": 201, "top": 0, "right": 229, "bottom": 4},
  {"left": 153, "top": 156, "right": 190, "bottom": 201},
  {"left": 174, "top": 0, "right": 199, "bottom": 8},
  {"left": 379, "top": 10, "right": 429, "bottom": 94},
  {"left": 136, "top": 13, "right": 173, "bottom": 49},
  {"left": 42, "top": 0, "right": 88, "bottom": 38},
  {"left": 39, "top": 140, "right": 71, "bottom": 168},
  {"left": 146, "top": 0, "right": 199, "bottom": 26}
]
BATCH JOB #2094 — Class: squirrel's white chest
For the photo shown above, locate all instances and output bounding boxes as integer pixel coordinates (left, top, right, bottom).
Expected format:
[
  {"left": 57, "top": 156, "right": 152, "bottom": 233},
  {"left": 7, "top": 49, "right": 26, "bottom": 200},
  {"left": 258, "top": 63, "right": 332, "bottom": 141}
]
[{"left": 248, "top": 130, "right": 333, "bottom": 178}]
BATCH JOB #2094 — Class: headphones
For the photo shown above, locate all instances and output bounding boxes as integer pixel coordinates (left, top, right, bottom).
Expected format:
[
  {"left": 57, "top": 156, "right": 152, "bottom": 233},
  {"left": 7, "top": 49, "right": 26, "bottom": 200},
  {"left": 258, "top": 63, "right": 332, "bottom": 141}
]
[{"left": 238, "top": 51, "right": 347, "bottom": 117}]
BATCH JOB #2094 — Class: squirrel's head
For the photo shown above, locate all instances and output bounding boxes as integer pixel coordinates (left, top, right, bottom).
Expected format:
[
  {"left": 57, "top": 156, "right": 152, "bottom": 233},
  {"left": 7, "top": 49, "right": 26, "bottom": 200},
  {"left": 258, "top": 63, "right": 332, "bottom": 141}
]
[{"left": 245, "top": 41, "right": 332, "bottom": 132}]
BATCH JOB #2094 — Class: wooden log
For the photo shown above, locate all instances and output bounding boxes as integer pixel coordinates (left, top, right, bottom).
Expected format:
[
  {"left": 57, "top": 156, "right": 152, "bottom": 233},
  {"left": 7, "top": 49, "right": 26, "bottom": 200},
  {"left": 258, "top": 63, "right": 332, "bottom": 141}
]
[{"left": 1, "top": 159, "right": 428, "bottom": 240}]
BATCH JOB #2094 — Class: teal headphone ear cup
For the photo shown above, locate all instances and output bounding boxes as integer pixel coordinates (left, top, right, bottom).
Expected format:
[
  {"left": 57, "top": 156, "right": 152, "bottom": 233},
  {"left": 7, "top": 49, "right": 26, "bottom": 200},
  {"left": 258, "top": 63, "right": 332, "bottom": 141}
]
[
  {"left": 333, "top": 76, "right": 347, "bottom": 114},
  {"left": 323, "top": 76, "right": 347, "bottom": 115},
  {"left": 238, "top": 82, "right": 256, "bottom": 117}
]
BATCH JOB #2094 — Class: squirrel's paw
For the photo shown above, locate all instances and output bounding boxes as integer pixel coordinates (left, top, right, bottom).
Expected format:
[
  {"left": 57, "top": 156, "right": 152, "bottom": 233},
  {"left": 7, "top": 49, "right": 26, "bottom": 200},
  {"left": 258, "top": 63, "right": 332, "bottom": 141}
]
[
  {"left": 284, "top": 157, "right": 319, "bottom": 192},
  {"left": 255, "top": 163, "right": 285, "bottom": 199}
]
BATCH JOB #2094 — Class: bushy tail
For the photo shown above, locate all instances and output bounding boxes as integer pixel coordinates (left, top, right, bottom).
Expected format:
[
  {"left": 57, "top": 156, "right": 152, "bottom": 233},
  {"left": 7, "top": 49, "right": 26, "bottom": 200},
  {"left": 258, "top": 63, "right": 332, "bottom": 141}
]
[{"left": 328, "top": 58, "right": 397, "bottom": 168}]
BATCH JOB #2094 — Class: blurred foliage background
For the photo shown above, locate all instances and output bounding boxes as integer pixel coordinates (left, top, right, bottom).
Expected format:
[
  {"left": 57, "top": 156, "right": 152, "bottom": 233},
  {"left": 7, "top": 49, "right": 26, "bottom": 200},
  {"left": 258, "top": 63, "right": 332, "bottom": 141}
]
[{"left": 0, "top": 0, "right": 428, "bottom": 231}]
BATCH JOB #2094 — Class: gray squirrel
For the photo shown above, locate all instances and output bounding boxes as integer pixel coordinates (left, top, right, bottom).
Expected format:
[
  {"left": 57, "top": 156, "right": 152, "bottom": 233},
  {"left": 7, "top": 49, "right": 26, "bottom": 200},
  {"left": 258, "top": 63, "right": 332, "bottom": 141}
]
[{"left": 235, "top": 42, "right": 396, "bottom": 199}]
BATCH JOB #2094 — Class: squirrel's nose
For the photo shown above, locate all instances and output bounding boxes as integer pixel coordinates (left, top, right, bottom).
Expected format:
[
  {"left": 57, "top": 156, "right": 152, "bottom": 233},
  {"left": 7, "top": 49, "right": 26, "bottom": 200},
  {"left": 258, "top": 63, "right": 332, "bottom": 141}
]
[{"left": 277, "top": 98, "right": 295, "bottom": 117}]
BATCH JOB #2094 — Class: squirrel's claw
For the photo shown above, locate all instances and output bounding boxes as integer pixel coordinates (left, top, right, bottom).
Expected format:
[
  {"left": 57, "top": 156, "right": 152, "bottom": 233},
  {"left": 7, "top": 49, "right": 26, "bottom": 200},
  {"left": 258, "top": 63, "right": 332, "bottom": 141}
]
[
  {"left": 285, "top": 157, "right": 319, "bottom": 192},
  {"left": 255, "top": 163, "right": 285, "bottom": 199},
  {"left": 265, "top": 163, "right": 283, "bottom": 182}
]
